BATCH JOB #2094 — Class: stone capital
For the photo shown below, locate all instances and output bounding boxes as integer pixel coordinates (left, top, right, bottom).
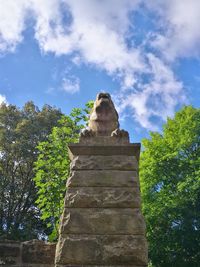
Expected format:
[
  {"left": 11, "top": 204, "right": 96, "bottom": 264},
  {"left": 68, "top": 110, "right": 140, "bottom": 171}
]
[{"left": 68, "top": 141, "right": 140, "bottom": 161}]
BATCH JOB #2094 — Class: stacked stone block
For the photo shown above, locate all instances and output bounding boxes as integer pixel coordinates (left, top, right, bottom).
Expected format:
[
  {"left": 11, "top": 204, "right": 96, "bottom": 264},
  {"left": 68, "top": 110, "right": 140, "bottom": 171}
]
[
  {"left": 55, "top": 138, "right": 148, "bottom": 267},
  {"left": 0, "top": 239, "right": 56, "bottom": 267}
]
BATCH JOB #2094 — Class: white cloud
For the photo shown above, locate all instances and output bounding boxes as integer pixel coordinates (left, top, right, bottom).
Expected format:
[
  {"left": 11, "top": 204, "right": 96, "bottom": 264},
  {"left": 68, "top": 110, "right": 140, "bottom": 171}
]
[
  {"left": 0, "top": 94, "right": 7, "bottom": 104},
  {"left": 0, "top": 0, "right": 29, "bottom": 52},
  {"left": 0, "top": 0, "right": 193, "bottom": 130},
  {"left": 2, "top": 0, "right": 199, "bottom": 62},
  {"left": 34, "top": 0, "right": 146, "bottom": 90},
  {"left": 62, "top": 76, "right": 80, "bottom": 94},
  {"left": 0, "top": 0, "right": 145, "bottom": 87},
  {"left": 146, "top": 0, "right": 200, "bottom": 60},
  {"left": 115, "top": 54, "right": 185, "bottom": 130}
]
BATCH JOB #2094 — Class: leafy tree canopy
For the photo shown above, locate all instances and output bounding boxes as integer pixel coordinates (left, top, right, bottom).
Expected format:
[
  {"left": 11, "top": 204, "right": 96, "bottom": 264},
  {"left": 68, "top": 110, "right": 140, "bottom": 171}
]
[
  {"left": 0, "top": 101, "right": 63, "bottom": 240},
  {"left": 34, "top": 101, "right": 93, "bottom": 241},
  {"left": 140, "top": 106, "right": 200, "bottom": 267}
]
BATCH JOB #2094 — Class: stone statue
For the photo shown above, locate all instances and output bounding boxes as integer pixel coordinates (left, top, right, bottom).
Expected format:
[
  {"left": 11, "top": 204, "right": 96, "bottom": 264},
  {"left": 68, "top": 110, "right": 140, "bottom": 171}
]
[{"left": 80, "top": 92, "right": 129, "bottom": 142}]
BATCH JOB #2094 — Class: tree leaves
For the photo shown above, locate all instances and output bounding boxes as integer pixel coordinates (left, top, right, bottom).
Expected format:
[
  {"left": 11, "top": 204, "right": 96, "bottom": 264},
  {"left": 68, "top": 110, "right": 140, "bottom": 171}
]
[
  {"left": 33, "top": 102, "right": 93, "bottom": 241},
  {"left": 0, "top": 102, "right": 62, "bottom": 240},
  {"left": 140, "top": 106, "right": 200, "bottom": 267}
]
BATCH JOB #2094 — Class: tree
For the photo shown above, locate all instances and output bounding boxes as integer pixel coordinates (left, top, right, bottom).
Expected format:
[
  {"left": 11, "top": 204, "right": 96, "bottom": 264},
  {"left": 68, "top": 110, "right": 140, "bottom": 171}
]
[
  {"left": 34, "top": 102, "right": 93, "bottom": 241},
  {"left": 0, "top": 102, "right": 63, "bottom": 240},
  {"left": 140, "top": 106, "right": 200, "bottom": 267}
]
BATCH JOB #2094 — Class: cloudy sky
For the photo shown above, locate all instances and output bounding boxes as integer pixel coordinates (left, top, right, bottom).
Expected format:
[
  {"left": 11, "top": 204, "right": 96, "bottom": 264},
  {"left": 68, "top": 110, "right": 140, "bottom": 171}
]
[{"left": 0, "top": 0, "right": 200, "bottom": 142}]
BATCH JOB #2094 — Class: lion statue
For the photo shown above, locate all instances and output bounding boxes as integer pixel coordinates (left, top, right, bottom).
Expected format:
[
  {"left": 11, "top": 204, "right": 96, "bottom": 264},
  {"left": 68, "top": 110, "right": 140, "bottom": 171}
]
[{"left": 80, "top": 92, "right": 129, "bottom": 141}]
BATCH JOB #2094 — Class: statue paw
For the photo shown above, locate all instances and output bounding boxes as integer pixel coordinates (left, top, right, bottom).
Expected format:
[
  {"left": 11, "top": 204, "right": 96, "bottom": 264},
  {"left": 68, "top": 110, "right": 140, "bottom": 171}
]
[
  {"left": 80, "top": 128, "right": 95, "bottom": 138},
  {"left": 111, "top": 128, "right": 128, "bottom": 137},
  {"left": 111, "top": 128, "right": 129, "bottom": 143}
]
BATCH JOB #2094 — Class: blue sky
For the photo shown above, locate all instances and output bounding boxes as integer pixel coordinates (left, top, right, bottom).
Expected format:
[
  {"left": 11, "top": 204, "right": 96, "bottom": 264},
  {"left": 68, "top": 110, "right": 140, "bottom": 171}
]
[{"left": 0, "top": 0, "right": 199, "bottom": 142}]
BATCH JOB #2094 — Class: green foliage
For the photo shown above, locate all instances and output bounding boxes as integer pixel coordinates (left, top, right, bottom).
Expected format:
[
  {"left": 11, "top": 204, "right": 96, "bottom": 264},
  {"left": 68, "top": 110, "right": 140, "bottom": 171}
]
[
  {"left": 34, "top": 102, "right": 93, "bottom": 241},
  {"left": 140, "top": 106, "right": 200, "bottom": 267},
  {"left": 0, "top": 102, "right": 62, "bottom": 240}
]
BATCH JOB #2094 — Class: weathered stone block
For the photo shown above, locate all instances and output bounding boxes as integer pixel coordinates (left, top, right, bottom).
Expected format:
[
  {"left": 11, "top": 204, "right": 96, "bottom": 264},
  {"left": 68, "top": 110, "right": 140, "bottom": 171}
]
[
  {"left": 22, "top": 239, "right": 56, "bottom": 264},
  {"left": 68, "top": 142, "right": 140, "bottom": 159},
  {"left": 102, "top": 235, "right": 148, "bottom": 265},
  {"left": 0, "top": 242, "right": 20, "bottom": 257},
  {"left": 55, "top": 235, "right": 148, "bottom": 265},
  {"left": 55, "top": 235, "right": 101, "bottom": 265},
  {"left": 0, "top": 241, "right": 20, "bottom": 265},
  {"left": 65, "top": 187, "right": 141, "bottom": 208},
  {"left": 60, "top": 208, "right": 145, "bottom": 235},
  {"left": 67, "top": 170, "right": 139, "bottom": 188},
  {"left": 71, "top": 155, "right": 138, "bottom": 170}
]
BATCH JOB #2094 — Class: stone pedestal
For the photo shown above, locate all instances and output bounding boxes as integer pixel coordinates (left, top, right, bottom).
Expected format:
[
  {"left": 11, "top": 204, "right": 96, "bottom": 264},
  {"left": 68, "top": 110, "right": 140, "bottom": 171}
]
[{"left": 55, "top": 138, "right": 148, "bottom": 267}]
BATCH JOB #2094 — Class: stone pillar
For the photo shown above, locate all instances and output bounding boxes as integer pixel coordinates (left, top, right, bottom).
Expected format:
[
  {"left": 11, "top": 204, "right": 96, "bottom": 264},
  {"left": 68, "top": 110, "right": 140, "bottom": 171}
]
[{"left": 55, "top": 136, "right": 148, "bottom": 267}]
